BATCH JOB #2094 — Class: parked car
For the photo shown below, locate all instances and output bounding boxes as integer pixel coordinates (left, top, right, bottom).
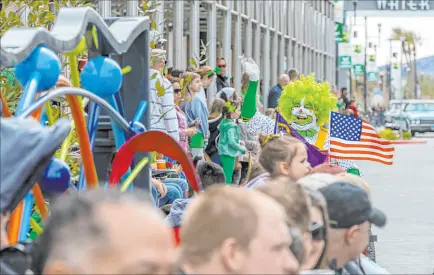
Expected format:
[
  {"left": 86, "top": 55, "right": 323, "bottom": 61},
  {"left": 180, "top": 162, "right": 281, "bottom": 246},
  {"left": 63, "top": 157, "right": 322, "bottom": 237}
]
[
  {"left": 403, "top": 100, "right": 434, "bottom": 136},
  {"left": 385, "top": 100, "right": 409, "bottom": 130}
]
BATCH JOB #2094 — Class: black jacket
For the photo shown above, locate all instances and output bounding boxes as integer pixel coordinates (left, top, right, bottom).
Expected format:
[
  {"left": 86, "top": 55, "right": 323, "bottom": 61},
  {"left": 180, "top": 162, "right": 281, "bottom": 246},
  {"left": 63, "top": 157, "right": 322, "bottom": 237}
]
[
  {"left": 216, "top": 74, "right": 229, "bottom": 92},
  {"left": 205, "top": 114, "right": 223, "bottom": 157}
]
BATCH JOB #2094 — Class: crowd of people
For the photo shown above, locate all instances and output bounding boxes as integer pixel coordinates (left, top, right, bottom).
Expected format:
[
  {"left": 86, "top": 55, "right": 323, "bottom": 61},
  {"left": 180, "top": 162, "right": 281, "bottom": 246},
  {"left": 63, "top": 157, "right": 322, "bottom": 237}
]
[{"left": 0, "top": 47, "right": 391, "bottom": 275}]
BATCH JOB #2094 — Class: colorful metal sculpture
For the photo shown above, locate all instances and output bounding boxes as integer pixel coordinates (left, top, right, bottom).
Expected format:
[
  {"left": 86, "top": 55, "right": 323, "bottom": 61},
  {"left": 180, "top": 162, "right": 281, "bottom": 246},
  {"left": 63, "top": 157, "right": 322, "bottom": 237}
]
[{"left": 0, "top": 7, "right": 197, "bottom": 245}]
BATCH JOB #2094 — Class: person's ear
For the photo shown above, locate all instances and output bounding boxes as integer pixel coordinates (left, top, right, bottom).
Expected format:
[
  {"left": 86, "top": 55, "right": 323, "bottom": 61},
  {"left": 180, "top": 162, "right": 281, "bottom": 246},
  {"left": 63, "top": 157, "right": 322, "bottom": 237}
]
[
  {"left": 278, "top": 162, "right": 290, "bottom": 176},
  {"left": 220, "top": 238, "right": 246, "bottom": 273},
  {"left": 344, "top": 225, "right": 360, "bottom": 245}
]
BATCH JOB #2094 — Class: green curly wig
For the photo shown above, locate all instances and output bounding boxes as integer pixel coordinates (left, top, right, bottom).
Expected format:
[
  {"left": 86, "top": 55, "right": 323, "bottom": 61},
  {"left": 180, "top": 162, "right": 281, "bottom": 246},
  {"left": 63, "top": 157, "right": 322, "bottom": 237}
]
[{"left": 278, "top": 75, "right": 337, "bottom": 127}]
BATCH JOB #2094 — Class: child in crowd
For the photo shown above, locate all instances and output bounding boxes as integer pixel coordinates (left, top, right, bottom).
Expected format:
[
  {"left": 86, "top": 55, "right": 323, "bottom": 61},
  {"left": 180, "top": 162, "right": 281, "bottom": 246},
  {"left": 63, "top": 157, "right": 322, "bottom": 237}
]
[
  {"left": 183, "top": 72, "right": 209, "bottom": 158},
  {"left": 246, "top": 134, "right": 312, "bottom": 188},
  {"left": 217, "top": 100, "right": 247, "bottom": 184},
  {"left": 206, "top": 98, "right": 225, "bottom": 165}
]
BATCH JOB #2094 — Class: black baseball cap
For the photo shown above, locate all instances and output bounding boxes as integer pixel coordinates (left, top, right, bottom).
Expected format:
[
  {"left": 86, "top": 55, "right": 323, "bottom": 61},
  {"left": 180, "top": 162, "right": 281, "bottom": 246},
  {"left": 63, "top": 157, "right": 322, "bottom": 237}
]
[{"left": 319, "top": 182, "right": 387, "bottom": 229}]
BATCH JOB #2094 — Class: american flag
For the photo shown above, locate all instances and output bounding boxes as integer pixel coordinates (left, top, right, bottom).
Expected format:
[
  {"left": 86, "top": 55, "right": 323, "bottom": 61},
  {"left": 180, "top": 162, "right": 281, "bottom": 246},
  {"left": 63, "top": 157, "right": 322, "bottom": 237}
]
[{"left": 329, "top": 112, "right": 394, "bottom": 165}]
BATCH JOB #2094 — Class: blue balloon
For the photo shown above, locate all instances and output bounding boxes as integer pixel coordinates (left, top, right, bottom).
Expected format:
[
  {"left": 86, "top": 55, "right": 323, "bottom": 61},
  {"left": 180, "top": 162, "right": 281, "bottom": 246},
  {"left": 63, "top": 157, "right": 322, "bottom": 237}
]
[
  {"left": 80, "top": 56, "right": 123, "bottom": 98},
  {"left": 14, "top": 46, "right": 61, "bottom": 92},
  {"left": 40, "top": 158, "right": 71, "bottom": 194}
]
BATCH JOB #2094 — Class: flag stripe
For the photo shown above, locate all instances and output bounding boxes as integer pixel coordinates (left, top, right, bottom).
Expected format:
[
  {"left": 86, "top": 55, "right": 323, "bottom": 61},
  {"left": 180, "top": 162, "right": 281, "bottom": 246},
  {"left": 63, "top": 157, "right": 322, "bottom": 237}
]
[
  {"left": 330, "top": 138, "right": 394, "bottom": 149},
  {"left": 330, "top": 140, "right": 395, "bottom": 151},
  {"left": 362, "top": 123, "right": 376, "bottom": 131},
  {"left": 329, "top": 112, "right": 394, "bottom": 165},
  {"left": 362, "top": 132, "right": 383, "bottom": 139},
  {"left": 329, "top": 154, "right": 393, "bottom": 165},
  {"left": 330, "top": 148, "right": 394, "bottom": 158},
  {"left": 359, "top": 138, "right": 393, "bottom": 146}
]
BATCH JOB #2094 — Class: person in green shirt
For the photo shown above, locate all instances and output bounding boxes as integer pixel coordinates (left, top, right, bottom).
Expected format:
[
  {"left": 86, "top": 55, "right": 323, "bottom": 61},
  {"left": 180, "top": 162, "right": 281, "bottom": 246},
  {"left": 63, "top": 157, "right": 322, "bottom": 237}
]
[{"left": 217, "top": 101, "right": 246, "bottom": 184}]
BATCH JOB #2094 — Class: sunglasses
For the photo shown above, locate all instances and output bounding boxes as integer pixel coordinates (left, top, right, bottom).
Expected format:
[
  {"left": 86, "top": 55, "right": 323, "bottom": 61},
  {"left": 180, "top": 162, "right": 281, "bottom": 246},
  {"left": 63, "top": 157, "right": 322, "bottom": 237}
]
[
  {"left": 217, "top": 64, "right": 226, "bottom": 68},
  {"left": 174, "top": 88, "right": 182, "bottom": 93},
  {"left": 310, "top": 222, "right": 326, "bottom": 241}
]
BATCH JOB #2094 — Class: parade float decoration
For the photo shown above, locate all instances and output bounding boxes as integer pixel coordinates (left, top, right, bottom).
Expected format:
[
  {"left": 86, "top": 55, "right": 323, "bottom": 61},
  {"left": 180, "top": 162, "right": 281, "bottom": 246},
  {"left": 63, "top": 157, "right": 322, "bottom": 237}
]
[{"left": 0, "top": 7, "right": 199, "bottom": 245}]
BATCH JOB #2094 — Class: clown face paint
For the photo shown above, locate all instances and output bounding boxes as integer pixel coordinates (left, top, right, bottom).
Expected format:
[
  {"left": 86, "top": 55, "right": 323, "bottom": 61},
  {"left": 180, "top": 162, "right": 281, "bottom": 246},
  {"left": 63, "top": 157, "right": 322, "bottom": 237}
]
[{"left": 291, "top": 98, "right": 317, "bottom": 131}]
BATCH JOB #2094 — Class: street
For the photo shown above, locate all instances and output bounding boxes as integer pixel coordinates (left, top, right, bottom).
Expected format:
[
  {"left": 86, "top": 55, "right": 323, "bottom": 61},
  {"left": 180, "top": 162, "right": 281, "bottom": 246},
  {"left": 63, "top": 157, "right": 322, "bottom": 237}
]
[{"left": 359, "top": 133, "right": 434, "bottom": 274}]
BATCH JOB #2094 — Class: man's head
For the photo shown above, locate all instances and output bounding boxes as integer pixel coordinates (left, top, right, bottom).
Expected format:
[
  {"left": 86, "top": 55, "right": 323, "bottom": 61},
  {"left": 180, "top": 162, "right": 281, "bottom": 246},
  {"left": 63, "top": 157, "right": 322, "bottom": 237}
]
[
  {"left": 180, "top": 185, "right": 299, "bottom": 274},
  {"left": 256, "top": 178, "right": 312, "bottom": 267},
  {"left": 319, "top": 182, "right": 386, "bottom": 268},
  {"left": 341, "top": 87, "right": 348, "bottom": 96},
  {"left": 150, "top": 48, "right": 167, "bottom": 70},
  {"left": 34, "top": 189, "right": 177, "bottom": 274},
  {"left": 287, "top": 69, "right": 300, "bottom": 82},
  {"left": 279, "top": 74, "right": 290, "bottom": 87},
  {"left": 216, "top": 57, "right": 227, "bottom": 75},
  {"left": 196, "top": 161, "right": 226, "bottom": 189}
]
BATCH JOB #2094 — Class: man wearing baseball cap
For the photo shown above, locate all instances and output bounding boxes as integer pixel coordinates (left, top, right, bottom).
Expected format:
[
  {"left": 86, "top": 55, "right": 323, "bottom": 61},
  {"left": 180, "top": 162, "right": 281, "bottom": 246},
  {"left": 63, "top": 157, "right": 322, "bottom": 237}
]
[{"left": 318, "top": 182, "right": 387, "bottom": 274}]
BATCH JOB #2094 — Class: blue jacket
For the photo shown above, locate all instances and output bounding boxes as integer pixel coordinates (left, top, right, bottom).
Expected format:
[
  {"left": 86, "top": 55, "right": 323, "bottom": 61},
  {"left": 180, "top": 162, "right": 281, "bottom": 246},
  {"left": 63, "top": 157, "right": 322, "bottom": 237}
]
[
  {"left": 185, "top": 96, "right": 209, "bottom": 136},
  {"left": 268, "top": 84, "right": 283, "bottom": 109}
]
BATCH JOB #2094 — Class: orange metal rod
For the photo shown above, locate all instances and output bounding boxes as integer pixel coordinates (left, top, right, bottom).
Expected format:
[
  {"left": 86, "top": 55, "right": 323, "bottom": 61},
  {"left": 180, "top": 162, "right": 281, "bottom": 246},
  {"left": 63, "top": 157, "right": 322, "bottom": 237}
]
[
  {"left": 0, "top": 93, "right": 12, "bottom": 117},
  {"left": 65, "top": 95, "right": 98, "bottom": 188},
  {"left": 7, "top": 201, "right": 23, "bottom": 245}
]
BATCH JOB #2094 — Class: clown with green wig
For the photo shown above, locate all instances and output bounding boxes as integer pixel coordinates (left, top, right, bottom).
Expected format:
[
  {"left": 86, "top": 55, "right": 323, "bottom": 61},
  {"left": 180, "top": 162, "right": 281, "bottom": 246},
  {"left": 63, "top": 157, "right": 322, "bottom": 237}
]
[{"left": 239, "top": 58, "right": 360, "bottom": 174}]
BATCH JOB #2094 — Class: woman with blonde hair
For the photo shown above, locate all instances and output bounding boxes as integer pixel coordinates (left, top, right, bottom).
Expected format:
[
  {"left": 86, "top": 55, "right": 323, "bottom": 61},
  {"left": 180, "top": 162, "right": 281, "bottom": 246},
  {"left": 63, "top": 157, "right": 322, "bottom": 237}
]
[
  {"left": 182, "top": 72, "right": 208, "bottom": 158},
  {"left": 196, "top": 66, "right": 216, "bottom": 104}
]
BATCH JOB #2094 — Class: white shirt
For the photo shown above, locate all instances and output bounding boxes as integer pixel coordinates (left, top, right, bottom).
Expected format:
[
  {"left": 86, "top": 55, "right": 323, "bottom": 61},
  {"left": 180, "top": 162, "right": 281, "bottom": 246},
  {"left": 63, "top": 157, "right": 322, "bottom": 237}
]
[{"left": 149, "top": 69, "right": 179, "bottom": 141}]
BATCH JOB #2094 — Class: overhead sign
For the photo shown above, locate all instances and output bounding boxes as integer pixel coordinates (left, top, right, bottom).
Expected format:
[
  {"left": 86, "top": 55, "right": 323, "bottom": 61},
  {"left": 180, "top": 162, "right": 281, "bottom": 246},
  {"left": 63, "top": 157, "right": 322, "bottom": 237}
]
[
  {"left": 338, "top": 43, "right": 352, "bottom": 69},
  {"left": 376, "top": 0, "right": 430, "bottom": 11},
  {"left": 344, "top": 0, "right": 434, "bottom": 16}
]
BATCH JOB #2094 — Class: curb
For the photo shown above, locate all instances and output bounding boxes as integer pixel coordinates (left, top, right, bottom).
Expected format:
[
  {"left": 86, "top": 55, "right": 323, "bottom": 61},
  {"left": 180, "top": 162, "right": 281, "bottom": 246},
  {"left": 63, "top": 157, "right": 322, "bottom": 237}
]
[{"left": 390, "top": 140, "right": 427, "bottom": 145}]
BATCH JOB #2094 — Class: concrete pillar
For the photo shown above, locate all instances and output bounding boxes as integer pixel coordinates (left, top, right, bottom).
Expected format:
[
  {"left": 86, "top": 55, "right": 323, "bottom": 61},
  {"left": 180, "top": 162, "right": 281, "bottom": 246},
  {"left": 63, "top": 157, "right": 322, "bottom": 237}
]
[
  {"left": 207, "top": 1, "right": 217, "bottom": 104},
  {"left": 173, "top": 0, "right": 184, "bottom": 69},
  {"left": 189, "top": 0, "right": 200, "bottom": 61}
]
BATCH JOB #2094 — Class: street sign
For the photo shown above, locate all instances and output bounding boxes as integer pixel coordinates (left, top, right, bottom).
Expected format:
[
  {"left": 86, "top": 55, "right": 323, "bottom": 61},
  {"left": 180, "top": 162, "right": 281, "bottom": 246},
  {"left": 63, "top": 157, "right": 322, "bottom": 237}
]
[
  {"left": 366, "top": 53, "right": 378, "bottom": 82},
  {"left": 338, "top": 43, "right": 352, "bottom": 69},
  {"left": 353, "top": 64, "right": 365, "bottom": 76},
  {"left": 368, "top": 72, "right": 378, "bottom": 82},
  {"left": 352, "top": 44, "right": 365, "bottom": 76}
]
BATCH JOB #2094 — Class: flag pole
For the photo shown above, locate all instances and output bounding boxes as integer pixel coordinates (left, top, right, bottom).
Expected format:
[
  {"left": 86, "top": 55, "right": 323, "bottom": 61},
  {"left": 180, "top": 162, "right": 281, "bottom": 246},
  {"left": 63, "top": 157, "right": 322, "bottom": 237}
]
[{"left": 327, "top": 111, "right": 332, "bottom": 164}]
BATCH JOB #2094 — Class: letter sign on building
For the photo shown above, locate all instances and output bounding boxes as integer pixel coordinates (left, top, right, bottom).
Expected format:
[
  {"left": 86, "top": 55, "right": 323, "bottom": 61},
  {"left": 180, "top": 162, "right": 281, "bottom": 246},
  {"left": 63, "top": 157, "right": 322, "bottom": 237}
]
[{"left": 376, "top": 0, "right": 430, "bottom": 11}]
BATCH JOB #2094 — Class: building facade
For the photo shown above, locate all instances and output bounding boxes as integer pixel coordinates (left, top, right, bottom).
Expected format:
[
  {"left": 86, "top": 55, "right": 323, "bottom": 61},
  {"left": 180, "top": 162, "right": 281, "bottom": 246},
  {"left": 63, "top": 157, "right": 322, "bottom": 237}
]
[{"left": 100, "top": 0, "right": 336, "bottom": 107}]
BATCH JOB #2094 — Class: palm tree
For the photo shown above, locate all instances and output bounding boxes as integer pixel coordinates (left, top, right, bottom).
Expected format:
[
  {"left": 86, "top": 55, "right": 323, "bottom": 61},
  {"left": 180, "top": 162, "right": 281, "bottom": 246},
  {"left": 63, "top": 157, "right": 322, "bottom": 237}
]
[{"left": 390, "top": 27, "right": 422, "bottom": 98}]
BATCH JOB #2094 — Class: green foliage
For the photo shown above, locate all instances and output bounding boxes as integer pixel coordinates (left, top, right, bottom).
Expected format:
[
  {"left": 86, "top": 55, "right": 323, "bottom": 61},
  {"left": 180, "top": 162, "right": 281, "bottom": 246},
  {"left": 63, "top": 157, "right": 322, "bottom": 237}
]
[
  {"left": 378, "top": 129, "right": 399, "bottom": 140},
  {"left": 402, "top": 131, "right": 412, "bottom": 140}
]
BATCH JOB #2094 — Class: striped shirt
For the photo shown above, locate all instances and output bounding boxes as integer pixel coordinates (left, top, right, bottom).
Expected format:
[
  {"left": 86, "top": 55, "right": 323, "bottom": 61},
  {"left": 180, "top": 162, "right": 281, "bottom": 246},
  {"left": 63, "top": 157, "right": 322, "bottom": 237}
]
[{"left": 149, "top": 69, "right": 179, "bottom": 142}]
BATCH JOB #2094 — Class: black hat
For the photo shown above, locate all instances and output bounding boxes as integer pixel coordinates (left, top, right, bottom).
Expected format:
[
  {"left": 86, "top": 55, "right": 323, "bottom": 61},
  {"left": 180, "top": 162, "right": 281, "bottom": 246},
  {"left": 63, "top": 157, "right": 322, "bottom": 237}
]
[{"left": 319, "top": 182, "right": 386, "bottom": 229}]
